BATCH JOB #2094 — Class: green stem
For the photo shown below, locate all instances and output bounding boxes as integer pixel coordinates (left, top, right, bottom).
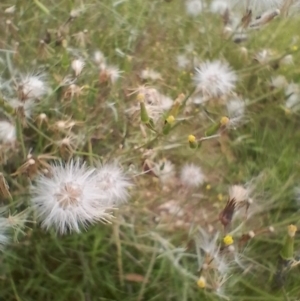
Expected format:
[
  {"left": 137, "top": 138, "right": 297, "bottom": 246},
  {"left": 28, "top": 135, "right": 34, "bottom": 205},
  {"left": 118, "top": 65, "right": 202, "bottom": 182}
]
[
  {"left": 27, "top": 121, "right": 55, "bottom": 143},
  {"left": 16, "top": 117, "right": 26, "bottom": 160}
]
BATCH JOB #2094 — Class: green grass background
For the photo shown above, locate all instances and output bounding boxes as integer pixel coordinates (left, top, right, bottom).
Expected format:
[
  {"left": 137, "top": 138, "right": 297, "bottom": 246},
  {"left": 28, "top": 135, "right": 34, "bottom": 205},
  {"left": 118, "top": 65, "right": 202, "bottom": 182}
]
[{"left": 0, "top": 0, "right": 300, "bottom": 300}]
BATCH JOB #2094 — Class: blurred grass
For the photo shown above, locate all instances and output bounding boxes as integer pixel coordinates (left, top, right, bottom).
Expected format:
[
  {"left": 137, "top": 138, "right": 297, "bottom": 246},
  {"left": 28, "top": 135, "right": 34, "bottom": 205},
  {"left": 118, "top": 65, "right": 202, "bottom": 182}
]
[{"left": 0, "top": 0, "right": 300, "bottom": 300}]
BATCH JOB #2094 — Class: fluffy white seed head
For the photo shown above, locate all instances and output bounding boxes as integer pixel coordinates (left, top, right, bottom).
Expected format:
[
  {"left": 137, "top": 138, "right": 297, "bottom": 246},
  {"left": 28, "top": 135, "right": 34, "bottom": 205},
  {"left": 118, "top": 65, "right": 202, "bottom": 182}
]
[
  {"left": 210, "top": 0, "right": 229, "bottom": 14},
  {"left": 71, "top": 59, "right": 85, "bottom": 76},
  {"left": 104, "top": 65, "right": 122, "bottom": 84},
  {"left": 285, "top": 83, "right": 300, "bottom": 96},
  {"left": 194, "top": 60, "right": 237, "bottom": 98},
  {"left": 31, "top": 159, "right": 113, "bottom": 234},
  {"left": 228, "top": 0, "right": 283, "bottom": 15},
  {"left": 140, "top": 69, "right": 162, "bottom": 81},
  {"left": 285, "top": 83, "right": 300, "bottom": 112},
  {"left": 270, "top": 75, "right": 287, "bottom": 89},
  {"left": 229, "top": 185, "right": 249, "bottom": 204},
  {"left": 176, "top": 54, "right": 190, "bottom": 70},
  {"left": 5, "top": 5, "right": 16, "bottom": 14},
  {"left": 214, "top": 255, "right": 232, "bottom": 276},
  {"left": 180, "top": 163, "right": 205, "bottom": 188},
  {"left": 93, "top": 50, "right": 106, "bottom": 65},
  {"left": 18, "top": 74, "right": 49, "bottom": 100},
  {"left": 0, "top": 218, "right": 10, "bottom": 249},
  {"left": 9, "top": 98, "right": 35, "bottom": 118},
  {"left": 128, "top": 87, "right": 173, "bottom": 121},
  {"left": 185, "top": 0, "right": 204, "bottom": 16},
  {"left": 226, "top": 97, "right": 246, "bottom": 128},
  {"left": 0, "top": 120, "right": 16, "bottom": 144},
  {"left": 254, "top": 49, "right": 273, "bottom": 64},
  {"left": 280, "top": 54, "right": 293, "bottom": 66},
  {"left": 227, "top": 98, "right": 245, "bottom": 117},
  {"left": 96, "top": 162, "right": 131, "bottom": 206},
  {"left": 196, "top": 228, "right": 219, "bottom": 259},
  {"left": 100, "top": 64, "right": 122, "bottom": 84},
  {"left": 153, "top": 159, "right": 175, "bottom": 185}
]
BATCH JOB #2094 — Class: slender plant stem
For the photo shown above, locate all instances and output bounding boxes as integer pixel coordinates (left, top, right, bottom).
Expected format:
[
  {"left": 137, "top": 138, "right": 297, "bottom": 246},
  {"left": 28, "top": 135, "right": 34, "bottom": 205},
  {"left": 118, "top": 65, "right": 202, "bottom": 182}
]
[
  {"left": 113, "top": 214, "right": 124, "bottom": 287},
  {"left": 16, "top": 117, "right": 26, "bottom": 160}
]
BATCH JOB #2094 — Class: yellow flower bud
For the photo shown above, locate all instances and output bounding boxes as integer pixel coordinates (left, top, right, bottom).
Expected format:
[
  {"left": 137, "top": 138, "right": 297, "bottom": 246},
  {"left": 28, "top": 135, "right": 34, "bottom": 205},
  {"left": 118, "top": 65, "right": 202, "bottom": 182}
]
[
  {"left": 188, "top": 135, "right": 196, "bottom": 143},
  {"left": 288, "top": 224, "right": 297, "bottom": 237},
  {"left": 166, "top": 115, "right": 175, "bottom": 124},
  {"left": 291, "top": 45, "right": 298, "bottom": 52},
  {"left": 197, "top": 276, "right": 206, "bottom": 288},
  {"left": 137, "top": 93, "right": 145, "bottom": 103},
  {"left": 223, "top": 235, "right": 234, "bottom": 246},
  {"left": 284, "top": 108, "right": 291, "bottom": 115},
  {"left": 220, "top": 116, "right": 230, "bottom": 126},
  {"left": 206, "top": 184, "right": 211, "bottom": 190},
  {"left": 188, "top": 134, "right": 198, "bottom": 149}
]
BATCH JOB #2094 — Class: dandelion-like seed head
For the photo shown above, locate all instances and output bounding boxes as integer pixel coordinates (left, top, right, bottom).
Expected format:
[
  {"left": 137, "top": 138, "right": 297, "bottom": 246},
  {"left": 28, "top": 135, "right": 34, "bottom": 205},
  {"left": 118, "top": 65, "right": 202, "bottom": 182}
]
[
  {"left": 153, "top": 159, "right": 175, "bottom": 185},
  {"left": 281, "top": 54, "right": 293, "bottom": 66},
  {"left": 93, "top": 50, "right": 106, "bottom": 65},
  {"left": 100, "top": 65, "right": 122, "bottom": 84},
  {"left": 18, "top": 74, "right": 49, "bottom": 100},
  {"left": 270, "top": 75, "right": 287, "bottom": 89},
  {"left": 180, "top": 163, "right": 205, "bottom": 188},
  {"left": 228, "top": 185, "right": 249, "bottom": 204},
  {"left": 55, "top": 182, "right": 82, "bottom": 209},
  {"left": 96, "top": 162, "right": 131, "bottom": 206},
  {"left": 8, "top": 98, "right": 35, "bottom": 118},
  {"left": 194, "top": 60, "right": 237, "bottom": 98},
  {"left": 140, "top": 68, "right": 162, "bottom": 81},
  {"left": 0, "top": 218, "right": 10, "bottom": 249},
  {"left": 228, "top": 0, "right": 283, "bottom": 16},
  {"left": 254, "top": 49, "right": 273, "bottom": 64},
  {"left": 71, "top": 58, "right": 85, "bottom": 76},
  {"left": 226, "top": 98, "right": 245, "bottom": 119},
  {"left": 214, "top": 255, "right": 233, "bottom": 276},
  {"left": 285, "top": 83, "right": 300, "bottom": 112},
  {"left": 196, "top": 228, "right": 219, "bottom": 258},
  {"left": 0, "top": 120, "right": 16, "bottom": 144},
  {"left": 185, "top": 0, "right": 204, "bottom": 17},
  {"left": 128, "top": 86, "right": 173, "bottom": 121},
  {"left": 176, "top": 54, "right": 190, "bottom": 69},
  {"left": 210, "top": 0, "right": 229, "bottom": 14},
  {"left": 31, "top": 159, "right": 114, "bottom": 234}
]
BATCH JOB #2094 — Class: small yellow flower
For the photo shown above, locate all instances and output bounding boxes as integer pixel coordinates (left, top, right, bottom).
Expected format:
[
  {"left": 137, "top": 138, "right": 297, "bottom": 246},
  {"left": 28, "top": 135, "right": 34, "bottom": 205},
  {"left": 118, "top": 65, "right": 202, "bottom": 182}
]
[
  {"left": 284, "top": 108, "right": 291, "bottom": 115},
  {"left": 206, "top": 184, "right": 211, "bottom": 190},
  {"left": 223, "top": 235, "right": 234, "bottom": 246},
  {"left": 166, "top": 115, "right": 175, "bottom": 124},
  {"left": 220, "top": 116, "right": 229, "bottom": 126},
  {"left": 137, "top": 93, "right": 145, "bottom": 102},
  {"left": 188, "top": 134, "right": 196, "bottom": 143},
  {"left": 288, "top": 224, "right": 297, "bottom": 237},
  {"left": 291, "top": 45, "right": 298, "bottom": 52},
  {"left": 217, "top": 193, "right": 223, "bottom": 201},
  {"left": 197, "top": 276, "right": 206, "bottom": 288}
]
